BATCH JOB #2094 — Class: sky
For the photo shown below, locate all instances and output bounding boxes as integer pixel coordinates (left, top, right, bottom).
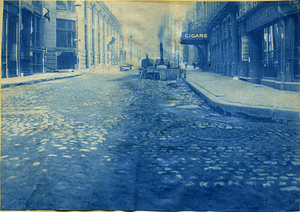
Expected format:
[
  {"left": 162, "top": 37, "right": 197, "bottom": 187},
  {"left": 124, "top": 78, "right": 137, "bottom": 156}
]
[{"left": 117, "top": 1, "right": 194, "bottom": 58}]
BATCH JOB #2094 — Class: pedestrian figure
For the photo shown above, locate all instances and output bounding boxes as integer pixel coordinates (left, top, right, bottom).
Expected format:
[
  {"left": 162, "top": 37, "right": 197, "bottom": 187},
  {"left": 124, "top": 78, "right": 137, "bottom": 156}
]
[{"left": 185, "top": 62, "right": 187, "bottom": 70}]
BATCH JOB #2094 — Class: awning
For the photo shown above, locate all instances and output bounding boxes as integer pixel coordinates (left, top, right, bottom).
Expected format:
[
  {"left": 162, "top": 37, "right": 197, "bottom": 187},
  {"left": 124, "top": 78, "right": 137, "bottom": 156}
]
[{"left": 180, "top": 31, "right": 209, "bottom": 45}]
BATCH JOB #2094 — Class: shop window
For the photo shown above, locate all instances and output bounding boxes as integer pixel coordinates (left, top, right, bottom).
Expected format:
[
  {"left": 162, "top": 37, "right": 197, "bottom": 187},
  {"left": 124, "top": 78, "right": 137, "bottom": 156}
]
[
  {"left": 294, "top": 16, "right": 300, "bottom": 79},
  {"left": 56, "top": 19, "right": 76, "bottom": 48},
  {"left": 262, "top": 23, "right": 279, "bottom": 79},
  {"left": 239, "top": 36, "right": 249, "bottom": 61}
]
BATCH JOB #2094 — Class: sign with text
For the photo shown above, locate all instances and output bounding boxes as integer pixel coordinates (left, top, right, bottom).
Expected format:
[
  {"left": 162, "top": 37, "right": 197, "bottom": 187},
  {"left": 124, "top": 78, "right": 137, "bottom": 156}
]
[{"left": 180, "top": 32, "right": 208, "bottom": 45}]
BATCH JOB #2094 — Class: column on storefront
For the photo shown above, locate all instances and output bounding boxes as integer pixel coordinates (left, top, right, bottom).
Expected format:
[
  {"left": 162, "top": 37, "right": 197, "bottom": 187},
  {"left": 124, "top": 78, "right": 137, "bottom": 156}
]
[
  {"left": 93, "top": 7, "right": 99, "bottom": 68},
  {"left": 96, "top": 10, "right": 101, "bottom": 67},
  {"left": 230, "top": 12, "right": 238, "bottom": 76},
  {"left": 116, "top": 29, "right": 120, "bottom": 65},
  {"left": 113, "top": 25, "right": 116, "bottom": 65},
  {"left": 98, "top": 11, "right": 103, "bottom": 66},
  {"left": 221, "top": 20, "right": 227, "bottom": 75},
  {"left": 106, "top": 21, "right": 111, "bottom": 64},
  {"left": 91, "top": 3, "right": 96, "bottom": 67},
  {"left": 102, "top": 16, "right": 106, "bottom": 64},
  {"left": 77, "top": 0, "right": 85, "bottom": 69},
  {"left": 283, "top": 17, "right": 294, "bottom": 83},
  {"left": 215, "top": 25, "right": 222, "bottom": 74},
  {"left": 110, "top": 25, "right": 114, "bottom": 65},
  {"left": 86, "top": 2, "right": 92, "bottom": 68},
  {"left": 224, "top": 15, "right": 232, "bottom": 76}
]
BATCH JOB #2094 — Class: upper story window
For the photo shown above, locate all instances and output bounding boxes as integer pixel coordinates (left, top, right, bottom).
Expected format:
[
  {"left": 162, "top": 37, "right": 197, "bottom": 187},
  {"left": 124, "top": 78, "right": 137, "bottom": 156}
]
[
  {"left": 33, "top": 0, "right": 42, "bottom": 4},
  {"left": 57, "top": 1, "right": 75, "bottom": 12},
  {"left": 56, "top": 19, "right": 76, "bottom": 48},
  {"left": 31, "top": 15, "right": 41, "bottom": 47}
]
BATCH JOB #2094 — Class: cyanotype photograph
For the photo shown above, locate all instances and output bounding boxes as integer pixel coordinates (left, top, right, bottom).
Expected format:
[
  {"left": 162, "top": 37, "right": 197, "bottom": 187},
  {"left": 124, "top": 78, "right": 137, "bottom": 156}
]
[{"left": 1, "top": 0, "right": 300, "bottom": 211}]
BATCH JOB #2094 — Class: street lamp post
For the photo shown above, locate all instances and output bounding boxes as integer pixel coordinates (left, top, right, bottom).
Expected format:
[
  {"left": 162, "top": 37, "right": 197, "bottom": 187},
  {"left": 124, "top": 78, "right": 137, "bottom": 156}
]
[{"left": 74, "top": 1, "right": 81, "bottom": 71}]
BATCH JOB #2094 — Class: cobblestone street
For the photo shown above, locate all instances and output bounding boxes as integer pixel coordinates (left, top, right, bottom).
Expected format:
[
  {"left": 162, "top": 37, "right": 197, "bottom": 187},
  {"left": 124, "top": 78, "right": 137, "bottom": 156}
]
[{"left": 1, "top": 70, "right": 299, "bottom": 210}]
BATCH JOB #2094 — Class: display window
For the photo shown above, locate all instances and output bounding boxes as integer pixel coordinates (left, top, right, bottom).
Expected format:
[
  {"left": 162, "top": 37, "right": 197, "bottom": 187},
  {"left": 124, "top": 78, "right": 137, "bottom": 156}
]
[{"left": 262, "top": 23, "right": 280, "bottom": 79}]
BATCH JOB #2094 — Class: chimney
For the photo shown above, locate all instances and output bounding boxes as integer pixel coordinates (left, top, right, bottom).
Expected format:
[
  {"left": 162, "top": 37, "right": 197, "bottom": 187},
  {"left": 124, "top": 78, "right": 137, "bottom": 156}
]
[{"left": 160, "top": 43, "right": 164, "bottom": 65}]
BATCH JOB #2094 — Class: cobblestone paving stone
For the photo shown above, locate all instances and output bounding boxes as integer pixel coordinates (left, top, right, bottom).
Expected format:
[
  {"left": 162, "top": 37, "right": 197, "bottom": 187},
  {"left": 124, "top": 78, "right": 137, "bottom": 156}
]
[{"left": 1, "top": 71, "right": 299, "bottom": 210}]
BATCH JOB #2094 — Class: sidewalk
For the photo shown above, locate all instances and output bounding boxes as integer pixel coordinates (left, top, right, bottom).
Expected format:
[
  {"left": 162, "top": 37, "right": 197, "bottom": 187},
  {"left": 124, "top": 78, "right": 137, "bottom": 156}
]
[
  {"left": 184, "top": 70, "right": 300, "bottom": 122},
  {"left": 1, "top": 71, "right": 82, "bottom": 89}
]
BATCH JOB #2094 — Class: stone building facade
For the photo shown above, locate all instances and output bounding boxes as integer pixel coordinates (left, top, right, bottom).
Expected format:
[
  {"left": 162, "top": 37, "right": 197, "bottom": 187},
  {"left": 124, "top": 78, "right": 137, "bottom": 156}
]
[
  {"left": 44, "top": 0, "right": 124, "bottom": 71},
  {"left": 2, "top": 0, "right": 45, "bottom": 78},
  {"left": 1, "top": 0, "right": 124, "bottom": 78}
]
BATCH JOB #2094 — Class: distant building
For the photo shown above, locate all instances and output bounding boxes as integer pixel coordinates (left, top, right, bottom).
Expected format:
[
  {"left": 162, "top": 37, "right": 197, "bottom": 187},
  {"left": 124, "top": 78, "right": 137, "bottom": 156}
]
[
  {"left": 181, "top": 4, "right": 201, "bottom": 67},
  {"left": 43, "top": 0, "right": 77, "bottom": 70},
  {"left": 44, "top": 0, "right": 124, "bottom": 71},
  {"left": 181, "top": 1, "right": 300, "bottom": 91},
  {"left": 127, "top": 29, "right": 142, "bottom": 67},
  {"left": 161, "top": 13, "right": 184, "bottom": 67}
]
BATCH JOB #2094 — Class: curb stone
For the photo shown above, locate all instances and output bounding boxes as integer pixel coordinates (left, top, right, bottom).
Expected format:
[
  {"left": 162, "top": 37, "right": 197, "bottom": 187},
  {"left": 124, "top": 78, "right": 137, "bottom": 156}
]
[
  {"left": 1, "top": 73, "right": 82, "bottom": 89},
  {"left": 183, "top": 78, "right": 300, "bottom": 123}
]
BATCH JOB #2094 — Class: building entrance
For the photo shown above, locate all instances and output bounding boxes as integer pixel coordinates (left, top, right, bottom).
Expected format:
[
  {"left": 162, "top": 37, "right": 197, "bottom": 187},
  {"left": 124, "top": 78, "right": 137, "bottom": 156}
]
[{"left": 57, "top": 52, "right": 76, "bottom": 69}]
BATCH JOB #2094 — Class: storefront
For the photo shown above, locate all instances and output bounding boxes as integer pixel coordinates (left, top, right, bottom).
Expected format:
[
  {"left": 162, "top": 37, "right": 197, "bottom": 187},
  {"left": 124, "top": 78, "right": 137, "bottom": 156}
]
[
  {"left": 237, "top": 1, "right": 300, "bottom": 90},
  {"left": 1, "top": 1, "right": 43, "bottom": 78},
  {"left": 2, "top": 2, "right": 19, "bottom": 78}
]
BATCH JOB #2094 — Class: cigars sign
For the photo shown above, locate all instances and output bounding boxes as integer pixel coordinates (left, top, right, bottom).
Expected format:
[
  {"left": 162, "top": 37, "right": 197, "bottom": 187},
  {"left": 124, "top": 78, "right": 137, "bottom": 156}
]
[
  {"left": 180, "top": 32, "right": 208, "bottom": 45},
  {"left": 184, "top": 33, "right": 208, "bottom": 39}
]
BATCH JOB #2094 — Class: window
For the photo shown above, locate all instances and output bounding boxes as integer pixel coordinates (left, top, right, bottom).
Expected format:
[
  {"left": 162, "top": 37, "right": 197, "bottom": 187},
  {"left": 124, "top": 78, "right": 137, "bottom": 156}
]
[
  {"left": 239, "top": 36, "right": 249, "bottom": 61},
  {"left": 57, "top": 1, "right": 74, "bottom": 12},
  {"left": 32, "top": 52, "right": 42, "bottom": 73},
  {"left": 31, "top": 15, "right": 41, "bottom": 47},
  {"left": 262, "top": 23, "right": 280, "bottom": 79},
  {"left": 56, "top": 19, "right": 76, "bottom": 48}
]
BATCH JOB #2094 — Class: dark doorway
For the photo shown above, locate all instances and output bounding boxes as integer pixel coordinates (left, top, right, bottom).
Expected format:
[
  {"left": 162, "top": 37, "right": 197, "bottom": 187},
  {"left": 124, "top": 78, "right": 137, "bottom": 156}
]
[{"left": 57, "top": 52, "right": 76, "bottom": 69}]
